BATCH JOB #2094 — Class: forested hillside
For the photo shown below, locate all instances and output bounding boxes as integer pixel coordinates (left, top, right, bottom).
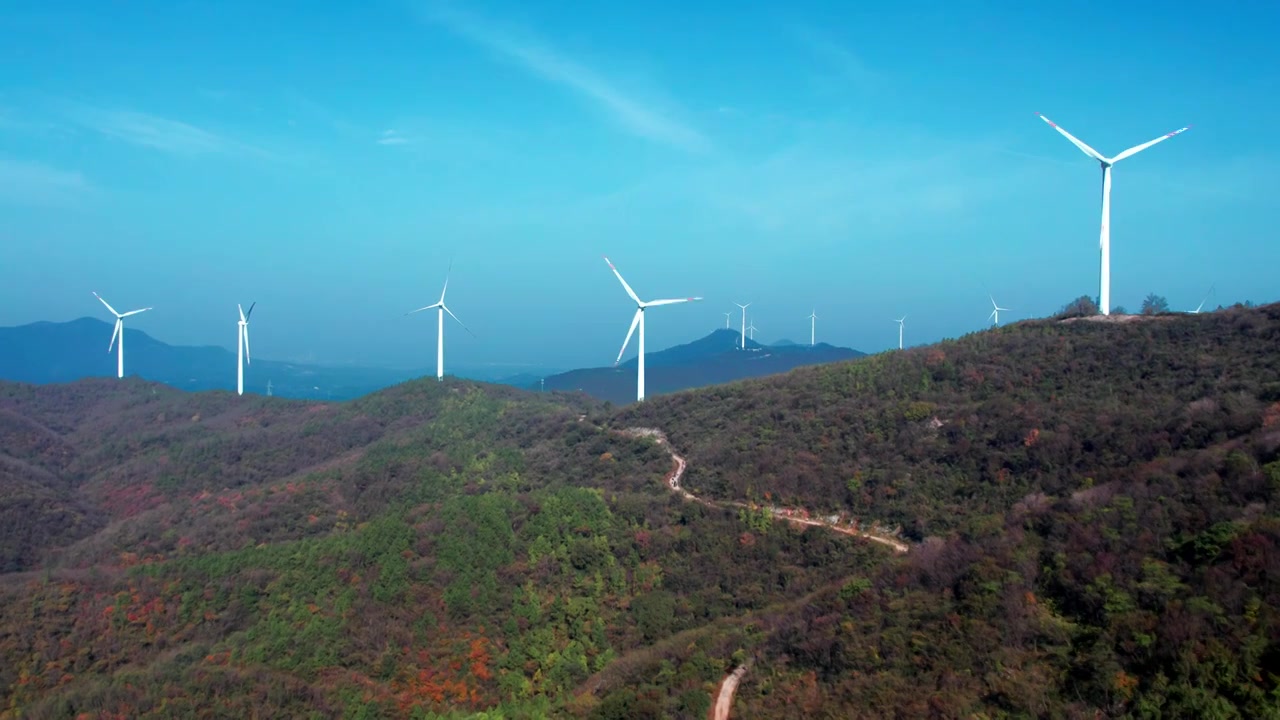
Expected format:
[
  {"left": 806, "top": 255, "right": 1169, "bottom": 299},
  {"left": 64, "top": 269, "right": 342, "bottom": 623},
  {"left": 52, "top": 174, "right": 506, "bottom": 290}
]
[{"left": 2, "top": 305, "right": 1279, "bottom": 718}]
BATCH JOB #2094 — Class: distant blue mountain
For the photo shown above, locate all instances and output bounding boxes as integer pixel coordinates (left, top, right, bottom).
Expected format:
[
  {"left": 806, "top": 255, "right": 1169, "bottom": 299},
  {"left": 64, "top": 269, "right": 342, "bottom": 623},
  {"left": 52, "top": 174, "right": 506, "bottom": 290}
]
[
  {"left": 539, "top": 328, "right": 866, "bottom": 404},
  {"left": 0, "top": 317, "right": 559, "bottom": 400}
]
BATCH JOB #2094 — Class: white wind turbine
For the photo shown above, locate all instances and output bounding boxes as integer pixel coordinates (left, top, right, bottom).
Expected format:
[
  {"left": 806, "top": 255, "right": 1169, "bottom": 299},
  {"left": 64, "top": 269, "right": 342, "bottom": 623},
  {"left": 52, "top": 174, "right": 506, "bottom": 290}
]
[
  {"left": 894, "top": 316, "right": 906, "bottom": 350},
  {"left": 407, "top": 264, "right": 473, "bottom": 381},
  {"left": 722, "top": 311, "right": 731, "bottom": 329},
  {"left": 236, "top": 302, "right": 255, "bottom": 396},
  {"left": 1190, "top": 284, "right": 1216, "bottom": 314},
  {"left": 734, "top": 302, "right": 750, "bottom": 349},
  {"left": 1037, "top": 113, "right": 1191, "bottom": 316},
  {"left": 807, "top": 309, "right": 817, "bottom": 347},
  {"left": 988, "top": 295, "right": 1011, "bottom": 326},
  {"left": 93, "top": 292, "right": 151, "bottom": 378},
  {"left": 604, "top": 256, "right": 701, "bottom": 402},
  {"left": 747, "top": 318, "right": 758, "bottom": 341}
]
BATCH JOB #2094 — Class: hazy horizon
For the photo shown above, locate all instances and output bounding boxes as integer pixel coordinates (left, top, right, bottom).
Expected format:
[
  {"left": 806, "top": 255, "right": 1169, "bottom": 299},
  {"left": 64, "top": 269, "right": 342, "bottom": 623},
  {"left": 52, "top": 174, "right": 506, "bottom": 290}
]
[{"left": 4, "top": 1, "right": 1277, "bottom": 370}]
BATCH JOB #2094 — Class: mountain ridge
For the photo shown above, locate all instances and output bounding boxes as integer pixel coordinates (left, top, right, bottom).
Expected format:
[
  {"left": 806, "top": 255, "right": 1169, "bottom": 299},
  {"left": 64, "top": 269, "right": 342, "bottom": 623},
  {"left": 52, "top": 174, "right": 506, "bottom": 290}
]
[{"left": 1, "top": 305, "right": 1277, "bottom": 718}]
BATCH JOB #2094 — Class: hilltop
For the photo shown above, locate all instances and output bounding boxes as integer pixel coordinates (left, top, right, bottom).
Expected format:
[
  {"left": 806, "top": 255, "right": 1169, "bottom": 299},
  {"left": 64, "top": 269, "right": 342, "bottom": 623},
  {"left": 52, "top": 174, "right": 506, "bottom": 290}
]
[
  {"left": 542, "top": 328, "right": 865, "bottom": 405},
  {"left": 1, "top": 305, "right": 1278, "bottom": 718}
]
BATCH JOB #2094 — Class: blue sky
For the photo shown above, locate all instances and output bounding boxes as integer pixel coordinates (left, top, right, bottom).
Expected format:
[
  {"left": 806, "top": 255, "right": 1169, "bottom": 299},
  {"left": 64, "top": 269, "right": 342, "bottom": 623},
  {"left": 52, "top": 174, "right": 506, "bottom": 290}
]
[{"left": 2, "top": 0, "right": 1277, "bottom": 371}]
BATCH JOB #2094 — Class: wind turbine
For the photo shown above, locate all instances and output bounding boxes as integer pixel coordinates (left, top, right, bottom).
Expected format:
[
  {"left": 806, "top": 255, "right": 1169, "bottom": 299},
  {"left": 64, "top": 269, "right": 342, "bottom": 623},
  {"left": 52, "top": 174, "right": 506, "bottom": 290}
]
[
  {"left": 722, "top": 311, "right": 731, "bottom": 329},
  {"left": 894, "top": 316, "right": 906, "bottom": 350},
  {"left": 266, "top": 379, "right": 273, "bottom": 397},
  {"left": 1190, "top": 284, "right": 1216, "bottom": 314},
  {"left": 1036, "top": 112, "right": 1191, "bottom": 316},
  {"left": 604, "top": 256, "right": 701, "bottom": 402},
  {"left": 988, "top": 295, "right": 1011, "bottom": 326},
  {"left": 407, "top": 263, "right": 473, "bottom": 381},
  {"left": 747, "top": 319, "right": 759, "bottom": 341},
  {"left": 92, "top": 292, "right": 151, "bottom": 378},
  {"left": 807, "top": 309, "right": 817, "bottom": 346},
  {"left": 236, "top": 302, "right": 255, "bottom": 396},
  {"left": 734, "top": 302, "right": 751, "bottom": 349}
]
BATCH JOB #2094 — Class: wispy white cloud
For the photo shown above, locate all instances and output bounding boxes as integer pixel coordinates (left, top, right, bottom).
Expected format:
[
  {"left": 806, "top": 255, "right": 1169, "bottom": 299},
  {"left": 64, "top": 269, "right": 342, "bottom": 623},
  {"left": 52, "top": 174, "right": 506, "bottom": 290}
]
[
  {"left": 377, "top": 129, "right": 410, "bottom": 146},
  {"left": 789, "top": 24, "right": 882, "bottom": 93},
  {"left": 0, "top": 157, "right": 96, "bottom": 207},
  {"left": 416, "top": 2, "right": 709, "bottom": 153},
  {"left": 65, "top": 104, "right": 273, "bottom": 160}
]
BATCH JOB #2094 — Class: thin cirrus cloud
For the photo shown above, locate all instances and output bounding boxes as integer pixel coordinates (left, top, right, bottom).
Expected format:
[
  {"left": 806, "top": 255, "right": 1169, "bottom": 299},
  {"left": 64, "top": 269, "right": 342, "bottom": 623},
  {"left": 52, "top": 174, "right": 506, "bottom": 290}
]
[
  {"left": 63, "top": 103, "right": 274, "bottom": 160},
  {"left": 788, "top": 24, "right": 883, "bottom": 93},
  {"left": 414, "top": 2, "right": 710, "bottom": 154},
  {"left": 377, "top": 129, "right": 411, "bottom": 146}
]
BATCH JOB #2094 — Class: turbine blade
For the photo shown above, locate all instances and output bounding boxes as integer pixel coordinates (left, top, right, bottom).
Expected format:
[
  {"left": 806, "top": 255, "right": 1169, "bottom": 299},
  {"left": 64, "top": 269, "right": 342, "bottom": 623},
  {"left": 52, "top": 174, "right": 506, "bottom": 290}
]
[
  {"left": 93, "top": 292, "right": 121, "bottom": 317},
  {"left": 109, "top": 319, "right": 121, "bottom": 352},
  {"left": 1110, "top": 125, "right": 1191, "bottom": 163},
  {"left": 439, "top": 264, "right": 451, "bottom": 303},
  {"left": 603, "top": 256, "right": 642, "bottom": 305},
  {"left": 238, "top": 304, "right": 245, "bottom": 323},
  {"left": 442, "top": 304, "right": 475, "bottom": 336},
  {"left": 1036, "top": 113, "right": 1107, "bottom": 163},
  {"left": 243, "top": 325, "right": 252, "bottom": 365},
  {"left": 615, "top": 309, "right": 641, "bottom": 365},
  {"left": 245, "top": 301, "right": 256, "bottom": 321},
  {"left": 990, "top": 294, "right": 998, "bottom": 309},
  {"left": 989, "top": 308, "right": 997, "bottom": 321},
  {"left": 645, "top": 297, "right": 702, "bottom": 307},
  {"left": 734, "top": 302, "right": 751, "bottom": 310},
  {"left": 120, "top": 307, "right": 151, "bottom": 317},
  {"left": 406, "top": 302, "right": 442, "bottom": 315}
]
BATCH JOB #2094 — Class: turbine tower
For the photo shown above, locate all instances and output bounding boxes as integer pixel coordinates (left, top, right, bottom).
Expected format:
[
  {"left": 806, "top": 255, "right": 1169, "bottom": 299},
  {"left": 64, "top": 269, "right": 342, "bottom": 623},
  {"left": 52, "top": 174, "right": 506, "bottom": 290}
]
[
  {"left": 1037, "top": 113, "right": 1191, "bottom": 316},
  {"left": 236, "top": 302, "right": 255, "bottom": 396},
  {"left": 988, "top": 295, "right": 1011, "bottom": 326},
  {"left": 722, "top": 311, "right": 731, "bottom": 329},
  {"left": 894, "top": 316, "right": 906, "bottom": 350},
  {"left": 807, "top": 309, "right": 817, "bottom": 347},
  {"left": 93, "top": 292, "right": 151, "bottom": 378},
  {"left": 604, "top": 256, "right": 701, "bottom": 402},
  {"left": 734, "top": 302, "right": 751, "bottom": 349},
  {"left": 407, "top": 263, "right": 473, "bottom": 381}
]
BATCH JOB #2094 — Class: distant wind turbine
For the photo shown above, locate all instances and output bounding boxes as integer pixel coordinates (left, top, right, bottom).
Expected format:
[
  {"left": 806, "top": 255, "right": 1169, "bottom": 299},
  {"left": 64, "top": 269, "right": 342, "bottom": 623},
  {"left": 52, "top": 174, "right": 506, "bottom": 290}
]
[
  {"left": 1190, "top": 284, "right": 1216, "bottom": 314},
  {"left": 266, "top": 379, "right": 273, "bottom": 397},
  {"left": 747, "top": 319, "right": 758, "bottom": 341},
  {"left": 93, "top": 292, "right": 151, "bottom": 378},
  {"left": 604, "top": 256, "right": 701, "bottom": 402},
  {"left": 988, "top": 295, "right": 1011, "bottom": 326},
  {"left": 722, "top": 311, "right": 731, "bottom": 329},
  {"left": 807, "top": 309, "right": 817, "bottom": 347},
  {"left": 734, "top": 302, "right": 750, "bottom": 349},
  {"left": 236, "top": 302, "right": 255, "bottom": 396},
  {"left": 894, "top": 316, "right": 906, "bottom": 350},
  {"left": 1036, "top": 112, "right": 1191, "bottom": 316},
  {"left": 407, "top": 263, "right": 473, "bottom": 381}
]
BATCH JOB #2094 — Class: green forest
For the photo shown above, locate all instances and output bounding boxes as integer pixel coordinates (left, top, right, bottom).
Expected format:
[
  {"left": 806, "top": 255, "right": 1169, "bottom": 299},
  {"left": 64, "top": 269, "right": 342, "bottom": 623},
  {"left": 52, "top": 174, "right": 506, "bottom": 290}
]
[{"left": 2, "top": 304, "right": 1278, "bottom": 718}]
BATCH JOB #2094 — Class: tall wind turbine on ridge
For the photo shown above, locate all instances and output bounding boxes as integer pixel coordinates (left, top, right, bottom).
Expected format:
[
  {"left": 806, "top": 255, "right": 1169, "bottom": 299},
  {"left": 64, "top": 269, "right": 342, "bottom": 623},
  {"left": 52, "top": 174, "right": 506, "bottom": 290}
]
[
  {"left": 988, "top": 295, "right": 1011, "bottom": 326},
  {"left": 92, "top": 292, "right": 151, "bottom": 378},
  {"left": 734, "top": 302, "right": 750, "bottom": 349},
  {"left": 807, "top": 309, "right": 817, "bottom": 347},
  {"left": 1036, "top": 113, "right": 1191, "bottom": 316},
  {"left": 894, "top": 316, "right": 906, "bottom": 350},
  {"left": 407, "top": 263, "right": 473, "bottom": 381},
  {"left": 747, "top": 318, "right": 758, "bottom": 341},
  {"left": 236, "top": 302, "right": 255, "bottom": 396},
  {"left": 722, "top": 311, "right": 731, "bottom": 329},
  {"left": 1190, "top": 284, "right": 1215, "bottom": 314},
  {"left": 604, "top": 256, "right": 701, "bottom": 402}
]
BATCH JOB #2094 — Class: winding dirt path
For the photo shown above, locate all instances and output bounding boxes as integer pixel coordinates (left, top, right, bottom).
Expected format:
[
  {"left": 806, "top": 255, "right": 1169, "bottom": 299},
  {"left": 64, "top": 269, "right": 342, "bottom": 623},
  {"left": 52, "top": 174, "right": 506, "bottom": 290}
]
[
  {"left": 617, "top": 426, "right": 911, "bottom": 718},
  {"left": 622, "top": 427, "right": 910, "bottom": 554},
  {"left": 711, "top": 664, "right": 749, "bottom": 720}
]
